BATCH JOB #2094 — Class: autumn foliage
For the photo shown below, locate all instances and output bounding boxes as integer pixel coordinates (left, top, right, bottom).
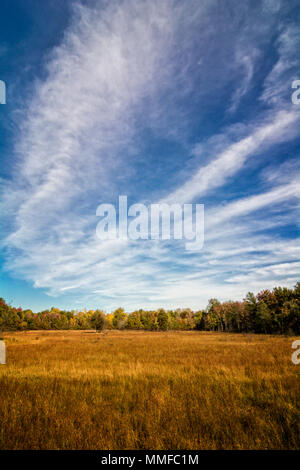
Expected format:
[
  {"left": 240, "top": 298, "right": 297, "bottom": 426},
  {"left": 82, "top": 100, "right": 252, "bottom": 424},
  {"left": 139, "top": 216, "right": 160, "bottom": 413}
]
[{"left": 0, "top": 282, "right": 299, "bottom": 334}]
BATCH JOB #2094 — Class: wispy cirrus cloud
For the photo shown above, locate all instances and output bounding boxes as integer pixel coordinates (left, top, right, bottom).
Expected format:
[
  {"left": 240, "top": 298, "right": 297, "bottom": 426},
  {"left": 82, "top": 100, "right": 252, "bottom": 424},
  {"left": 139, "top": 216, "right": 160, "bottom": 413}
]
[
  {"left": 260, "top": 25, "right": 300, "bottom": 106},
  {"left": 1, "top": 0, "right": 300, "bottom": 310},
  {"left": 206, "top": 179, "right": 300, "bottom": 229},
  {"left": 228, "top": 47, "right": 258, "bottom": 113},
  {"left": 164, "top": 109, "right": 299, "bottom": 204}
]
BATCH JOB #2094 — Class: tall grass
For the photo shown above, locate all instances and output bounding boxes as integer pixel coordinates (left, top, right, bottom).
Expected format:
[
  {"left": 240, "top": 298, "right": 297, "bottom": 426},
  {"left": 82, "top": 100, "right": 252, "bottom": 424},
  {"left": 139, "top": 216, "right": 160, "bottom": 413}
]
[{"left": 0, "top": 330, "right": 299, "bottom": 449}]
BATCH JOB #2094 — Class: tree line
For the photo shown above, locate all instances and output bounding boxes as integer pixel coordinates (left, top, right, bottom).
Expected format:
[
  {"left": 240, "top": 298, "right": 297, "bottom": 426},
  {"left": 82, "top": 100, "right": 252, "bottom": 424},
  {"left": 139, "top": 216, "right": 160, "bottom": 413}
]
[{"left": 0, "top": 283, "right": 299, "bottom": 334}]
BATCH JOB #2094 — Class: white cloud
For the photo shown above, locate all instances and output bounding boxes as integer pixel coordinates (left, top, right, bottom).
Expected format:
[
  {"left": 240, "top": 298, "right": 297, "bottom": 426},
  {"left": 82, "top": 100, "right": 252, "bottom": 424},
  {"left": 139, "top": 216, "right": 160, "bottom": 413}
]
[
  {"left": 1, "top": 0, "right": 299, "bottom": 310},
  {"left": 206, "top": 180, "right": 300, "bottom": 229},
  {"left": 260, "top": 25, "right": 300, "bottom": 106},
  {"left": 163, "top": 109, "right": 299, "bottom": 204},
  {"left": 228, "top": 48, "right": 258, "bottom": 113}
]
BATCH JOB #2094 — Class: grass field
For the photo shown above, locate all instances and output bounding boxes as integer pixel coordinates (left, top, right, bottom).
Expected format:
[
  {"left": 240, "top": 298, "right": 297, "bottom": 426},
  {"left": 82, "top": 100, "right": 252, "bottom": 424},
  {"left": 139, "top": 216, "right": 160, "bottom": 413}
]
[{"left": 0, "top": 330, "right": 299, "bottom": 449}]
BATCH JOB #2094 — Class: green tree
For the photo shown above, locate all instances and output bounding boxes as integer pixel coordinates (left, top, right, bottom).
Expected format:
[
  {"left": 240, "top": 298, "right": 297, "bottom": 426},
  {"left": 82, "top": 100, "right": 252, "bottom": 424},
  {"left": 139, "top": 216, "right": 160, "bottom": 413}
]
[
  {"left": 244, "top": 292, "right": 258, "bottom": 332},
  {"left": 193, "top": 310, "right": 204, "bottom": 330},
  {"left": 257, "top": 302, "right": 272, "bottom": 333},
  {"left": 205, "top": 299, "right": 221, "bottom": 331},
  {"left": 140, "top": 310, "right": 154, "bottom": 330},
  {"left": 157, "top": 309, "right": 169, "bottom": 331},
  {"left": 91, "top": 310, "right": 106, "bottom": 332},
  {"left": 283, "top": 299, "right": 300, "bottom": 334},
  {"left": 126, "top": 311, "right": 142, "bottom": 329},
  {"left": 112, "top": 308, "right": 126, "bottom": 329}
]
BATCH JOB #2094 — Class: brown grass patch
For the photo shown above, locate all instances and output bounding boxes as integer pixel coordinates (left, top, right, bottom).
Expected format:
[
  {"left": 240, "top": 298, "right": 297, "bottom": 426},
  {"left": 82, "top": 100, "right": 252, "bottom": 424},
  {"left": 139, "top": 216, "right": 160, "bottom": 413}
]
[{"left": 0, "top": 330, "right": 299, "bottom": 449}]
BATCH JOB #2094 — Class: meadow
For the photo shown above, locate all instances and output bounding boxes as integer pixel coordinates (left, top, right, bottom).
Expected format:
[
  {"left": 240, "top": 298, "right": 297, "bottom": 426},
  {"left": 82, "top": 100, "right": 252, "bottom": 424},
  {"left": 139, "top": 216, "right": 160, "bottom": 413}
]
[{"left": 0, "top": 330, "right": 299, "bottom": 450}]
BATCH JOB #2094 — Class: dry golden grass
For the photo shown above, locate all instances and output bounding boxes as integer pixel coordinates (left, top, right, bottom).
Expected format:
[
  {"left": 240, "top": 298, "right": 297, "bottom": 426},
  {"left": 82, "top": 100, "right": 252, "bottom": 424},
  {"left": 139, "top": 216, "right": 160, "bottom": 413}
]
[{"left": 0, "top": 330, "right": 299, "bottom": 449}]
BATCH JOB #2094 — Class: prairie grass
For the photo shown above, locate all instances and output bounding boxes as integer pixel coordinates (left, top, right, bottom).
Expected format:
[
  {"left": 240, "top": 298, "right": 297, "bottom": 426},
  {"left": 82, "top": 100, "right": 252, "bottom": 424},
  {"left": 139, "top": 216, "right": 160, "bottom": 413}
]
[{"left": 0, "top": 330, "right": 299, "bottom": 449}]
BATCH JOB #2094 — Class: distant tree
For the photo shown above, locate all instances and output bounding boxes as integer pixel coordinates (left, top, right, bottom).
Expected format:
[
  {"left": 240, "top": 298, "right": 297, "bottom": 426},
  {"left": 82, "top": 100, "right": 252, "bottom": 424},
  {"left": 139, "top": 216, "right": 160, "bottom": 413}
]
[
  {"left": 126, "top": 311, "right": 142, "bottom": 329},
  {"left": 140, "top": 310, "right": 154, "bottom": 330},
  {"left": 112, "top": 308, "right": 127, "bottom": 329},
  {"left": 0, "top": 282, "right": 298, "bottom": 334},
  {"left": 257, "top": 302, "right": 272, "bottom": 334},
  {"left": 105, "top": 313, "right": 114, "bottom": 329},
  {"left": 157, "top": 309, "right": 169, "bottom": 331},
  {"left": 273, "top": 286, "right": 293, "bottom": 308},
  {"left": 91, "top": 310, "right": 106, "bottom": 333},
  {"left": 205, "top": 299, "right": 221, "bottom": 331},
  {"left": 193, "top": 310, "right": 204, "bottom": 330},
  {"left": 283, "top": 299, "right": 300, "bottom": 334},
  {"left": 244, "top": 292, "right": 258, "bottom": 332},
  {"left": 293, "top": 282, "right": 300, "bottom": 301}
]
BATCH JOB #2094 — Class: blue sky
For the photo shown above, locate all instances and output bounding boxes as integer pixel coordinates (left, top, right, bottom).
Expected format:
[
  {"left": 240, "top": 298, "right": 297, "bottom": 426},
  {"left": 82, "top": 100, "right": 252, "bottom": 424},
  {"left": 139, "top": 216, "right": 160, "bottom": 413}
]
[{"left": 0, "top": 0, "right": 299, "bottom": 312}]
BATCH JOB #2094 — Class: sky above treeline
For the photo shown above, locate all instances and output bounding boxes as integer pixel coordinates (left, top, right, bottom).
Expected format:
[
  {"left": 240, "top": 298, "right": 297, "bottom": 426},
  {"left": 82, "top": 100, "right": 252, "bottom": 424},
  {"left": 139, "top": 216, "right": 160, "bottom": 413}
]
[{"left": 0, "top": 0, "right": 299, "bottom": 312}]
